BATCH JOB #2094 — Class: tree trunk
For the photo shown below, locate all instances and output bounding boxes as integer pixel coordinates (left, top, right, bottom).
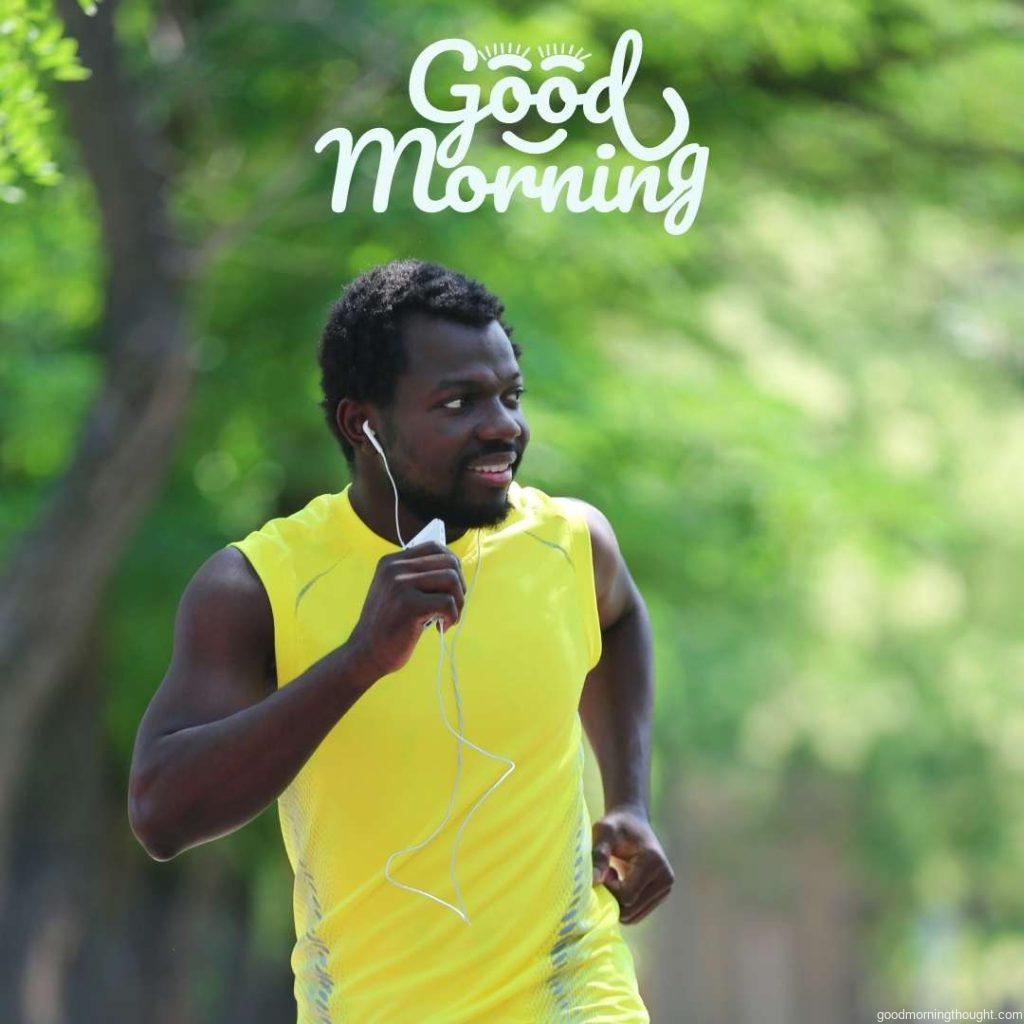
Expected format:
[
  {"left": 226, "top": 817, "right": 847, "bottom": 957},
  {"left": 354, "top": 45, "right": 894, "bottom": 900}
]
[
  {"left": 0, "top": 0, "right": 193, "bottom": 915},
  {"left": 0, "top": 618, "right": 102, "bottom": 1022}
]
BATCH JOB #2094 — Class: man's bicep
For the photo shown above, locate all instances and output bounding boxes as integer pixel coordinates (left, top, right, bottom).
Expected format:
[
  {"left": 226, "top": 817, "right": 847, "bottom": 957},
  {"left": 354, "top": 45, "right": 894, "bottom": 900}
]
[{"left": 137, "top": 547, "right": 276, "bottom": 747}]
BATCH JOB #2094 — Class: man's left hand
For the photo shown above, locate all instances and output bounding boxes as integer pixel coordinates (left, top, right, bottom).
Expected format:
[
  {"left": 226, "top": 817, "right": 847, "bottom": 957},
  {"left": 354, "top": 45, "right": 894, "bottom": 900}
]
[{"left": 591, "top": 805, "right": 675, "bottom": 925}]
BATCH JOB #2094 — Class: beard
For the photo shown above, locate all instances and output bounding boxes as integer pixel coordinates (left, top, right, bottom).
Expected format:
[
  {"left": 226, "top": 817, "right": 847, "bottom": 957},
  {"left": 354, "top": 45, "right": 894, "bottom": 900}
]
[{"left": 384, "top": 449, "right": 516, "bottom": 530}]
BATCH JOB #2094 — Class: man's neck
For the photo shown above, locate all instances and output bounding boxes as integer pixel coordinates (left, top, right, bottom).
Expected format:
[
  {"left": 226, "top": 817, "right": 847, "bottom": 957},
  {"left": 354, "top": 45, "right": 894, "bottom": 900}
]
[{"left": 348, "top": 477, "right": 467, "bottom": 547}]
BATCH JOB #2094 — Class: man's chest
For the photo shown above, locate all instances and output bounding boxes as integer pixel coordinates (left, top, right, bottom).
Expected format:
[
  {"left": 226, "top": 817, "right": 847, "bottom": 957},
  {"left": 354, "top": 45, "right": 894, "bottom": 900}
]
[{"left": 287, "top": 545, "right": 591, "bottom": 737}]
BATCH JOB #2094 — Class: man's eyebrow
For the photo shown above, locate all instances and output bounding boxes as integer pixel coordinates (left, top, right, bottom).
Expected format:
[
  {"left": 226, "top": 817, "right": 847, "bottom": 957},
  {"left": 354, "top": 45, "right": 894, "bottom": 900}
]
[{"left": 433, "top": 371, "right": 523, "bottom": 392}]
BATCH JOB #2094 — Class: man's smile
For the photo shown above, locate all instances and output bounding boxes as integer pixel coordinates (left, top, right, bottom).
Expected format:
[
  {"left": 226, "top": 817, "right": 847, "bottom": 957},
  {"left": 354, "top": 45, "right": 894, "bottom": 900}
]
[
  {"left": 463, "top": 450, "right": 517, "bottom": 487},
  {"left": 466, "top": 465, "right": 513, "bottom": 486}
]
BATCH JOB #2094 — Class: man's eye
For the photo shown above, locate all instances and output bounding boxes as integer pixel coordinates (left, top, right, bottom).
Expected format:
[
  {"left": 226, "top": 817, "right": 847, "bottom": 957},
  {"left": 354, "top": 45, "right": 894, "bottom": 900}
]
[{"left": 442, "top": 388, "right": 524, "bottom": 411}]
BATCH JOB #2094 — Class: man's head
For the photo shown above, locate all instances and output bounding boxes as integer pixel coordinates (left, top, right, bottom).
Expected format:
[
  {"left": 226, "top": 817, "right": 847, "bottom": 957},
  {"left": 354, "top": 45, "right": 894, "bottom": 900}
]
[{"left": 318, "top": 259, "right": 529, "bottom": 530}]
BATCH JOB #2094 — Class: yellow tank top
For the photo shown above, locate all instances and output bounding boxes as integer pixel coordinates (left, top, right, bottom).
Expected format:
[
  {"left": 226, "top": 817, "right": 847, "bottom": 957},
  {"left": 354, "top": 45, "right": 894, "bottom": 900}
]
[{"left": 230, "top": 481, "right": 650, "bottom": 1023}]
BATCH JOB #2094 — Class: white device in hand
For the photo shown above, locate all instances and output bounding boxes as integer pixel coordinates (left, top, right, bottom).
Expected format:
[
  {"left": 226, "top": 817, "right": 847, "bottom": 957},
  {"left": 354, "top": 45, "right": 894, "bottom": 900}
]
[
  {"left": 405, "top": 518, "right": 446, "bottom": 630},
  {"left": 406, "top": 518, "right": 446, "bottom": 548}
]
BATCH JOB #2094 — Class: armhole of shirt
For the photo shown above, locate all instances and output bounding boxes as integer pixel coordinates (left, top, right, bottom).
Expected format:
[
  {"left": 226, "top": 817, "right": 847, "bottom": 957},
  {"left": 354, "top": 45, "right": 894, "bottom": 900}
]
[
  {"left": 556, "top": 498, "right": 603, "bottom": 674},
  {"left": 228, "top": 536, "right": 291, "bottom": 689}
]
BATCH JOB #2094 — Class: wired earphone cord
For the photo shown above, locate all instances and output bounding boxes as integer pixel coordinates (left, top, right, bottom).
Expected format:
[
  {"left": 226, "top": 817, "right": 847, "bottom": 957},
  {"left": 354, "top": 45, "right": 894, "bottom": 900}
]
[{"left": 367, "top": 425, "right": 516, "bottom": 924}]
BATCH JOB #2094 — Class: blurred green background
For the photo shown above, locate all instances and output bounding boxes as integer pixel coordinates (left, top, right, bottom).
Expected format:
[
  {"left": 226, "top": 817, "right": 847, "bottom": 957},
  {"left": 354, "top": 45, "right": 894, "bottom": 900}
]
[{"left": 1, "top": 0, "right": 1022, "bottom": 1020}]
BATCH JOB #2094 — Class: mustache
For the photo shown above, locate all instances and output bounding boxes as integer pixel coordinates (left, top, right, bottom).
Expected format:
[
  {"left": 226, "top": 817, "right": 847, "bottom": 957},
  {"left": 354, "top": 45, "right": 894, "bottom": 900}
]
[{"left": 459, "top": 445, "right": 521, "bottom": 470}]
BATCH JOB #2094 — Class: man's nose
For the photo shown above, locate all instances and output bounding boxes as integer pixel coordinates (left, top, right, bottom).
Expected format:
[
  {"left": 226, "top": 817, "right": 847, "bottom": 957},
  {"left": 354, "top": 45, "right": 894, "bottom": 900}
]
[{"left": 477, "top": 399, "right": 522, "bottom": 442}]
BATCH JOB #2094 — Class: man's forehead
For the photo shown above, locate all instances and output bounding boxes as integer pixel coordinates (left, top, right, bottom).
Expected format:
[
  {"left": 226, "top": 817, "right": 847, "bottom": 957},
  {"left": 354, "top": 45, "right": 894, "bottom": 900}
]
[{"left": 400, "top": 313, "right": 519, "bottom": 385}]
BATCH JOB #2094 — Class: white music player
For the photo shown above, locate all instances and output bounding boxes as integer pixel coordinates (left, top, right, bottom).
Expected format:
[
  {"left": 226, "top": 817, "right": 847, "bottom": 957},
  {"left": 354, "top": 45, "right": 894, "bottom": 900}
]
[
  {"left": 405, "top": 518, "right": 447, "bottom": 630},
  {"left": 405, "top": 518, "right": 446, "bottom": 549}
]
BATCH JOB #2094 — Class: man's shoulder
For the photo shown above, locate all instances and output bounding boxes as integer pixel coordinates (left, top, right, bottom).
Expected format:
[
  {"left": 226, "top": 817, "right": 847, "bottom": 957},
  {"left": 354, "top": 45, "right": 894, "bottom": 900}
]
[
  {"left": 235, "top": 490, "right": 340, "bottom": 542},
  {"left": 512, "top": 484, "right": 609, "bottom": 539},
  {"left": 222, "top": 491, "right": 350, "bottom": 610},
  {"left": 190, "top": 545, "right": 271, "bottom": 605},
  {"left": 511, "top": 482, "right": 582, "bottom": 522},
  {"left": 513, "top": 487, "right": 621, "bottom": 594},
  {"left": 230, "top": 490, "right": 341, "bottom": 560},
  {"left": 179, "top": 546, "right": 275, "bottom": 669}
]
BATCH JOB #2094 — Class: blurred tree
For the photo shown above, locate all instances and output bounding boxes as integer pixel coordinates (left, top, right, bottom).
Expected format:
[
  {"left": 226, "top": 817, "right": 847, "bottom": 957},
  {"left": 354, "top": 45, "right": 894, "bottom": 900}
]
[{"left": 0, "top": 0, "right": 192, "bottom": 1009}]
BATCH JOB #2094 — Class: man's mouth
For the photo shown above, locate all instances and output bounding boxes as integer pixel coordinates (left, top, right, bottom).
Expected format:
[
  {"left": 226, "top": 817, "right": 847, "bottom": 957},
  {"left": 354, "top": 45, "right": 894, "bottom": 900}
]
[{"left": 465, "top": 453, "right": 516, "bottom": 487}]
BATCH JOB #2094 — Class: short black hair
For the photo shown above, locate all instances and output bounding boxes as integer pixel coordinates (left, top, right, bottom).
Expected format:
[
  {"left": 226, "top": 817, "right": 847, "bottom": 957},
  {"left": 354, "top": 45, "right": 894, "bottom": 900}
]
[{"left": 318, "top": 258, "right": 520, "bottom": 465}]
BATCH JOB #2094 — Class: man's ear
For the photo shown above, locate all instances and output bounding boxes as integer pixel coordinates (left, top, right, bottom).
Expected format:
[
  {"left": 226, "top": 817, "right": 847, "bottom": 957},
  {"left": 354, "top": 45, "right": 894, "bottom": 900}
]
[{"left": 337, "top": 398, "right": 372, "bottom": 453}]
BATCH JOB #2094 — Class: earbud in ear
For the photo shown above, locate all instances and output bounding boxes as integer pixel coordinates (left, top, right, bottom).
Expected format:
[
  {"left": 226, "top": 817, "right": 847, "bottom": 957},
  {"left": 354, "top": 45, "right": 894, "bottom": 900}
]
[{"left": 362, "top": 419, "right": 384, "bottom": 457}]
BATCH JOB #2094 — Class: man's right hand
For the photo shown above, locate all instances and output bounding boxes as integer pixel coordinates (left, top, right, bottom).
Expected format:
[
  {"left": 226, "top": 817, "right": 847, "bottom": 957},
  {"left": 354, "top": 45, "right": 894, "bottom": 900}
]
[{"left": 347, "top": 541, "right": 466, "bottom": 681}]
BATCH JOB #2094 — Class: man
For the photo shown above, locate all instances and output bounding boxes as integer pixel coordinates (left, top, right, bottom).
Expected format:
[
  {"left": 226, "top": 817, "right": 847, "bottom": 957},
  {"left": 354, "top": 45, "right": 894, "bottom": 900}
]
[{"left": 128, "top": 259, "right": 674, "bottom": 1022}]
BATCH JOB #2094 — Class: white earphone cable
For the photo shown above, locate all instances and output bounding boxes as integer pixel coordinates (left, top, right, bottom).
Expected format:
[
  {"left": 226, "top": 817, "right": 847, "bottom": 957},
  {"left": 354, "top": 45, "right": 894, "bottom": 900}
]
[
  {"left": 369, "top": 433, "right": 517, "bottom": 924},
  {"left": 439, "top": 557, "right": 516, "bottom": 922}
]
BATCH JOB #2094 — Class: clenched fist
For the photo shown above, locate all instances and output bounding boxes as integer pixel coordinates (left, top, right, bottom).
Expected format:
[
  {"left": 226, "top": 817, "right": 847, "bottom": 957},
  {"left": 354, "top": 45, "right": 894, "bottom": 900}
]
[{"left": 592, "top": 805, "right": 675, "bottom": 925}]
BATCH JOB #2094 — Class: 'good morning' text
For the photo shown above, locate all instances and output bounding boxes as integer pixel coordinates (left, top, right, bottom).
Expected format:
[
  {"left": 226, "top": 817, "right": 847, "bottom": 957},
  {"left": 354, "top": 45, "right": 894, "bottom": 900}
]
[{"left": 315, "top": 30, "right": 709, "bottom": 236}]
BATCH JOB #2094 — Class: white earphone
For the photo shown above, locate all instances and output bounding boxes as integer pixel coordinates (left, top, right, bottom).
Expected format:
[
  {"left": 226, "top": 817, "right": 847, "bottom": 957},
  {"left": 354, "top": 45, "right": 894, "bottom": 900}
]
[
  {"left": 362, "top": 420, "right": 382, "bottom": 452},
  {"left": 361, "top": 419, "right": 516, "bottom": 924}
]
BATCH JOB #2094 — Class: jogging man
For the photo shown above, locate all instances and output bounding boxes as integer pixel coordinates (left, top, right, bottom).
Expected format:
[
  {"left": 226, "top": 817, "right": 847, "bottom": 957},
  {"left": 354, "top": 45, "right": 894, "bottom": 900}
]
[{"left": 128, "top": 259, "right": 674, "bottom": 1021}]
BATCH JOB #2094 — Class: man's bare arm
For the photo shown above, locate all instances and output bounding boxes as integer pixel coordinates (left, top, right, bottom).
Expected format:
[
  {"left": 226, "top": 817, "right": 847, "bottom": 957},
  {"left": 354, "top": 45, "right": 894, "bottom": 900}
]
[
  {"left": 127, "top": 546, "right": 380, "bottom": 861},
  {"left": 563, "top": 498, "right": 674, "bottom": 926},
  {"left": 565, "top": 499, "right": 654, "bottom": 816},
  {"left": 128, "top": 535, "right": 470, "bottom": 862}
]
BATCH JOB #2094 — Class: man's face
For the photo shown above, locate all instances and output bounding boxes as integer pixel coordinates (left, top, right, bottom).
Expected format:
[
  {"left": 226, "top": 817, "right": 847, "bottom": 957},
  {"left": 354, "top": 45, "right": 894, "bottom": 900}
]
[{"left": 375, "top": 313, "right": 529, "bottom": 530}]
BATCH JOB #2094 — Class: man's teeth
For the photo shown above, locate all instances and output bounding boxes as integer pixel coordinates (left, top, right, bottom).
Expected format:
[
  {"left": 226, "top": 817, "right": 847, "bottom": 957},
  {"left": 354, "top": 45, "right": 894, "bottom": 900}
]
[{"left": 471, "top": 463, "right": 511, "bottom": 472}]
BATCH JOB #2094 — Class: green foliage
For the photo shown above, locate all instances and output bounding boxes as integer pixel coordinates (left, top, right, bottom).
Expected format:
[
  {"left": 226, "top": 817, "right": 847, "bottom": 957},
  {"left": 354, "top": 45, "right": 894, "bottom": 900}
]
[{"left": 0, "top": 0, "right": 96, "bottom": 200}]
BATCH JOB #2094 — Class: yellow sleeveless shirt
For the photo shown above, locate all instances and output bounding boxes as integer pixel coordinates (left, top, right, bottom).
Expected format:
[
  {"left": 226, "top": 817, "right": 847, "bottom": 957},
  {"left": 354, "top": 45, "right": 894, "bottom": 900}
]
[{"left": 230, "top": 481, "right": 650, "bottom": 1023}]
